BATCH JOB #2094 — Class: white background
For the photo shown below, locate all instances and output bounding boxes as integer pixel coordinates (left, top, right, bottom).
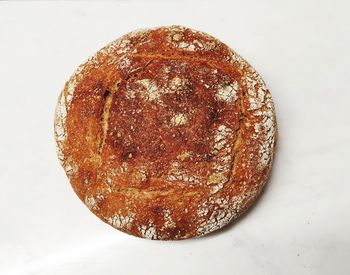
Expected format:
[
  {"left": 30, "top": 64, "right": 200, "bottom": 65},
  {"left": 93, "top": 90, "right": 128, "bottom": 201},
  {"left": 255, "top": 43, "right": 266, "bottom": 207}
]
[{"left": 1, "top": 1, "right": 349, "bottom": 274}]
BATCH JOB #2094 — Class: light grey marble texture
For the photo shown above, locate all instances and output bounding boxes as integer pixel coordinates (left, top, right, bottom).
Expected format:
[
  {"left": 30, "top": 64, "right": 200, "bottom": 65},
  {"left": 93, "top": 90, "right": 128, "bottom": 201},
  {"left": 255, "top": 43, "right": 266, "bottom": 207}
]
[{"left": 0, "top": 1, "right": 349, "bottom": 274}]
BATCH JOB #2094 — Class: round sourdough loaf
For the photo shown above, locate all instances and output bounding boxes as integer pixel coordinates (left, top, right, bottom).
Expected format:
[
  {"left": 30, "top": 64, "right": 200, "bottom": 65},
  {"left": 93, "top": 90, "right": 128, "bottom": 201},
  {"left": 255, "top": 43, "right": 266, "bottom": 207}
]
[{"left": 54, "top": 26, "right": 277, "bottom": 240}]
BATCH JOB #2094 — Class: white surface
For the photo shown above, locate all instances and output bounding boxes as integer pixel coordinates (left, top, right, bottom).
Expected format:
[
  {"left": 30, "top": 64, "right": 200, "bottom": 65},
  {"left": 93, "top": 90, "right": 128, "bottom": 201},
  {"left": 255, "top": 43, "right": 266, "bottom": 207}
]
[{"left": 1, "top": 1, "right": 350, "bottom": 275}]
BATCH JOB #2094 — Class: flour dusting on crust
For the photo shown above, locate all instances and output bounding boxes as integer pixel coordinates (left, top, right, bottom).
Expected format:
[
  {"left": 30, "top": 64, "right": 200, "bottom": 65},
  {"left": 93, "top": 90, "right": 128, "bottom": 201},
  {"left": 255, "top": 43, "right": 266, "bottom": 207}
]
[
  {"left": 108, "top": 212, "right": 135, "bottom": 230},
  {"left": 215, "top": 82, "right": 239, "bottom": 103},
  {"left": 242, "top": 66, "right": 276, "bottom": 170},
  {"left": 139, "top": 221, "right": 157, "bottom": 239},
  {"left": 196, "top": 188, "right": 260, "bottom": 236}
]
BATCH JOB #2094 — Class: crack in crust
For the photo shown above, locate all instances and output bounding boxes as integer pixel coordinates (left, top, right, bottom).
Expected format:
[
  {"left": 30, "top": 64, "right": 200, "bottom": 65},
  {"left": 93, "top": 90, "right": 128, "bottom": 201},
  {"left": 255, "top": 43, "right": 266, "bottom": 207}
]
[
  {"left": 113, "top": 188, "right": 201, "bottom": 198},
  {"left": 98, "top": 90, "right": 114, "bottom": 155},
  {"left": 128, "top": 53, "right": 242, "bottom": 77}
]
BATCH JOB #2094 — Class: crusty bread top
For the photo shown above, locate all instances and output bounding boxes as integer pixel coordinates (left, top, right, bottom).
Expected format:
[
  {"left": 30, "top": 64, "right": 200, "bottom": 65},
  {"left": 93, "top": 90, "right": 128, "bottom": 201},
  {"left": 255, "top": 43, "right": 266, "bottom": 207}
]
[{"left": 54, "top": 26, "right": 277, "bottom": 240}]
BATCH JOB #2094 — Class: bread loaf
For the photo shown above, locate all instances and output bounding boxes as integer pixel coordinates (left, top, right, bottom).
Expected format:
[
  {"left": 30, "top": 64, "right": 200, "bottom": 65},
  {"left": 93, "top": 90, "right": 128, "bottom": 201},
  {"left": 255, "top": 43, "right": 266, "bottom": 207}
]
[{"left": 54, "top": 25, "right": 277, "bottom": 240}]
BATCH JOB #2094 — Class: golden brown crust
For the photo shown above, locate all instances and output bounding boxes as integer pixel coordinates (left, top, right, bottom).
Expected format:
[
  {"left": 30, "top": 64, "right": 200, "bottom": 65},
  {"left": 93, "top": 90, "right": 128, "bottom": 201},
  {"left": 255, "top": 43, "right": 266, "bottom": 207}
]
[{"left": 54, "top": 26, "right": 277, "bottom": 240}]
